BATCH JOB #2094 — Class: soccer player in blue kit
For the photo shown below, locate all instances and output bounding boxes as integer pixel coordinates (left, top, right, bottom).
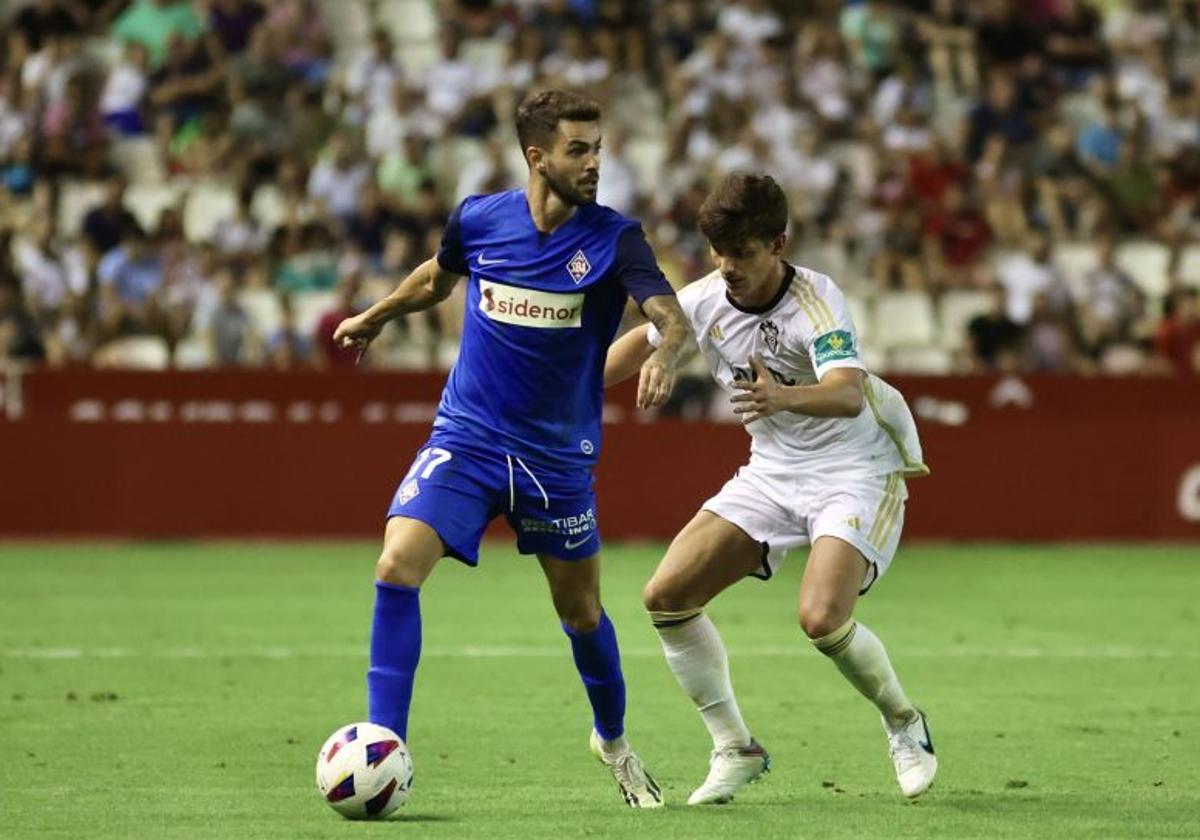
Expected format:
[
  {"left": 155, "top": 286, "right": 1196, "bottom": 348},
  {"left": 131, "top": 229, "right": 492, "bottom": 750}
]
[{"left": 333, "top": 90, "right": 689, "bottom": 807}]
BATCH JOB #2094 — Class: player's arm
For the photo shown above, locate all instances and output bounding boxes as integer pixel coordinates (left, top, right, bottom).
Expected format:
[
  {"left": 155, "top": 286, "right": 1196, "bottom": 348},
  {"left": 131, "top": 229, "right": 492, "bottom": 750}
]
[
  {"left": 636, "top": 293, "right": 691, "bottom": 409},
  {"left": 604, "top": 323, "right": 656, "bottom": 388},
  {"left": 337, "top": 200, "right": 471, "bottom": 354},
  {"left": 334, "top": 259, "right": 461, "bottom": 352},
  {"left": 731, "top": 356, "right": 864, "bottom": 423}
]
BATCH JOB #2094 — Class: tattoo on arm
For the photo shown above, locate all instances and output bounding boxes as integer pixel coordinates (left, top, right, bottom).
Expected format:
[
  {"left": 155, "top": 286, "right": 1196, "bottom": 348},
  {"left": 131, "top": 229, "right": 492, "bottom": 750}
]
[{"left": 641, "top": 295, "right": 690, "bottom": 360}]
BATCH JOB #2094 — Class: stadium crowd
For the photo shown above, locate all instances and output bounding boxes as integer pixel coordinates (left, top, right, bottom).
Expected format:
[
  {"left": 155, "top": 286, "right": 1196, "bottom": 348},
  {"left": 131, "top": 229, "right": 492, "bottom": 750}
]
[{"left": 1, "top": 0, "right": 1199, "bottom": 378}]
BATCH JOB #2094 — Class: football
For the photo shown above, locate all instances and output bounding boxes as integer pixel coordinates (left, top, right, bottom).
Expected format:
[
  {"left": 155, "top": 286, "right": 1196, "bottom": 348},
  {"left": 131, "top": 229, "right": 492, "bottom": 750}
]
[{"left": 315, "top": 722, "right": 413, "bottom": 819}]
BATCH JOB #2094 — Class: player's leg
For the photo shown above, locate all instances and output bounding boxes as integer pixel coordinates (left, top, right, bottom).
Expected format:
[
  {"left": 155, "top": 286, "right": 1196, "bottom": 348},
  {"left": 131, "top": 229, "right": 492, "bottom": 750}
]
[
  {"left": 366, "top": 516, "right": 443, "bottom": 742},
  {"left": 643, "top": 510, "right": 772, "bottom": 805},
  {"left": 800, "top": 476, "right": 936, "bottom": 798},
  {"left": 537, "top": 551, "right": 663, "bottom": 808},
  {"left": 642, "top": 510, "right": 763, "bottom": 751},
  {"left": 369, "top": 442, "right": 497, "bottom": 744},
  {"left": 798, "top": 536, "right": 918, "bottom": 727}
]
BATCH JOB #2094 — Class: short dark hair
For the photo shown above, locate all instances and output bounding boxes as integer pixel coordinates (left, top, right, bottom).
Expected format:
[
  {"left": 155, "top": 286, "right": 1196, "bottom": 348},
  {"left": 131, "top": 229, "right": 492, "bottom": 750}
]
[
  {"left": 515, "top": 89, "right": 602, "bottom": 154},
  {"left": 698, "top": 172, "right": 789, "bottom": 252}
]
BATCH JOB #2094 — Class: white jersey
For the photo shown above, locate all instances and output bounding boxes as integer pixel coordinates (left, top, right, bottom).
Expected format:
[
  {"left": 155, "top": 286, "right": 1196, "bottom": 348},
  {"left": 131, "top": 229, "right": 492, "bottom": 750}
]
[{"left": 650, "top": 263, "right": 928, "bottom": 479}]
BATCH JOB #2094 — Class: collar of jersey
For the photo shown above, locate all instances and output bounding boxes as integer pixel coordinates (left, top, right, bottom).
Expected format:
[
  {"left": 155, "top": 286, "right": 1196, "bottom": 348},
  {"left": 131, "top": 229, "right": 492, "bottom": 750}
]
[{"left": 725, "top": 262, "right": 795, "bottom": 315}]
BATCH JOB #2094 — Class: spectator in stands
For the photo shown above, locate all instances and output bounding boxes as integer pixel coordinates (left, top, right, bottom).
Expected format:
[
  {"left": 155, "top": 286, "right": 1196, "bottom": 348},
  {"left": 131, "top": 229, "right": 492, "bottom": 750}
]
[
  {"left": 996, "top": 230, "right": 1074, "bottom": 325},
  {"left": 82, "top": 175, "right": 136, "bottom": 255},
  {"left": 422, "top": 27, "right": 485, "bottom": 136},
  {"left": 454, "top": 137, "right": 519, "bottom": 204},
  {"left": 207, "top": 268, "right": 253, "bottom": 366},
  {"left": 40, "top": 74, "right": 109, "bottom": 176},
  {"left": 228, "top": 23, "right": 290, "bottom": 105},
  {"left": 263, "top": 0, "right": 332, "bottom": 84},
  {"left": 14, "top": 216, "right": 84, "bottom": 319},
  {"left": 208, "top": 0, "right": 264, "bottom": 56},
  {"left": 0, "top": 0, "right": 1193, "bottom": 375},
  {"left": 267, "top": 292, "right": 313, "bottom": 369},
  {"left": 96, "top": 221, "right": 163, "bottom": 331},
  {"left": 0, "top": 134, "right": 37, "bottom": 199},
  {"left": 1075, "top": 233, "right": 1146, "bottom": 356},
  {"left": 110, "top": 0, "right": 205, "bottom": 69},
  {"left": 98, "top": 40, "right": 149, "bottom": 135},
  {"left": 966, "top": 72, "right": 1035, "bottom": 162},
  {"left": 0, "top": 271, "right": 45, "bottom": 366},
  {"left": 11, "top": 0, "right": 81, "bottom": 52},
  {"left": 273, "top": 220, "right": 338, "bottom": 293},
  {"left": 212, "top": 186, "right": 266, "bottom": 267},
  {"left": 366, "top": 81, "right": 428, "bottom": 161},
  {"left": 1023, "top": 292, "right": 1090, "bottom": 373},
  {"left": 967, "top": 283, "right": 1024, "bottom": 372},
  {"left": 1155, "top": 288, "right": 1200, "bottom": 373},
  {"left": 345, "top": 183, "right": 409, "bottom": 268},
  {"left": 1044, "top": 0, "right": 1108, "bottom": 89},
  {"left": 313, "top": 270, "right": 363, "bottom": 369},
  {"left": 922, "top": 184, "right": 993, "bottom": 288},
  {"left": 149, "top": 31, "right": 225, "bottom": 164},
  {"left": 307, "top": 130, "right": 370, "bottom": 222},
  {"left": 343, "top": 27, "right": 402, "bottom": 120}
]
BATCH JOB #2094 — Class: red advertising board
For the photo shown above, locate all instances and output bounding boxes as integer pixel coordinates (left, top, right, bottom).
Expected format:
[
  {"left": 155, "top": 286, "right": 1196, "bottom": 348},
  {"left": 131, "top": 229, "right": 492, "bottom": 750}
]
[{"left": 1, "top": 370, "right": 1198, "bottom": 541}]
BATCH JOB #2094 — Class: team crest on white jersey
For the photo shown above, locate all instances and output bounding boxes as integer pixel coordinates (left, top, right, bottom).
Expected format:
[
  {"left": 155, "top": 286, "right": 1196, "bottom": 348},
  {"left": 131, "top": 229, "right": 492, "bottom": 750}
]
[
  {"left": 567, "top": 249, "right": 591, "bottom": 284},
  {"left": 759, "top": 320, "right": 780, "bottom": 354}
]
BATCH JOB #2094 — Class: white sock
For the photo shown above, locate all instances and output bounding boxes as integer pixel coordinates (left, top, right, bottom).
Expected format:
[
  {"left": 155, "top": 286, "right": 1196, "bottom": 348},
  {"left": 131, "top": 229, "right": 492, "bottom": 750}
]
[
  {"left": 651, "top": 610, "right": 752, "bottom": 750},
  {"left": 598, "top": 734, "right": 629, "bottom": 758},
  {"left": 812, "top": 619, "right": 916, "bottom": 729}
]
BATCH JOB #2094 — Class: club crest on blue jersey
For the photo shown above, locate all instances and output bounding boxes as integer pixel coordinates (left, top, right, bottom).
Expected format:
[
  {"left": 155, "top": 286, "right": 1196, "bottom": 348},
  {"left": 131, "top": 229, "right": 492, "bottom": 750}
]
[
  {"left": 567, "top": 249, "right": 591, "bottom": 284},
  {"left": 397, "top": 481, "right": 419, "bottom": 505}
]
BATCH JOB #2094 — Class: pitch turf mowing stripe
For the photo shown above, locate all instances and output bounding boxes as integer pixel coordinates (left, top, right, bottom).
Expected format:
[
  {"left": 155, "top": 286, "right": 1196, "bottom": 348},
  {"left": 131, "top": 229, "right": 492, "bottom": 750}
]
[{"left": 4, "top": 645, "right": 1199, "bottom": 659}]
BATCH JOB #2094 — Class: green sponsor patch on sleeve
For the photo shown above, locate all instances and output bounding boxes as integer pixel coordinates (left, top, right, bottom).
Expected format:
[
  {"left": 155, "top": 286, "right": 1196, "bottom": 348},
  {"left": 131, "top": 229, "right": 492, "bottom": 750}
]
[{"left": 813, "top": 329, "right": 857, "bottom": 365}]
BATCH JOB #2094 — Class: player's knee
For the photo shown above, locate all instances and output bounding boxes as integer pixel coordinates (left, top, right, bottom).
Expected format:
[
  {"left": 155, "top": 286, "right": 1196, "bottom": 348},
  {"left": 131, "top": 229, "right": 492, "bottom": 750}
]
[
  {"left": 799, "top": 603, "right": 851, "bottom": 640},
  {"left": 641, "top": 577, "right": 687, "bottom": 613},
  {"left": 559, "top": 599, "right": 602, "bottom": 634},
  {"left": 375, "top": 550, "right": 424, "bottom": 588}
]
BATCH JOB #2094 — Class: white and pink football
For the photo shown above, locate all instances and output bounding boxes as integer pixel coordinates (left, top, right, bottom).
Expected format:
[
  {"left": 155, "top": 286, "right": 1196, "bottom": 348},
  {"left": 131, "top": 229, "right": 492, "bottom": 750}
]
[{"left": 315, "top": 722, "right": 413, "bottom": 819}]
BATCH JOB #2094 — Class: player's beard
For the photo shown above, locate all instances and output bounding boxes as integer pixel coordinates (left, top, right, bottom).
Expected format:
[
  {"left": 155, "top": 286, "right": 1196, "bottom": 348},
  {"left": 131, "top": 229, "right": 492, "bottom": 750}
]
[{"left": 543, "top": 162, "right": 597, "bottom": 206}]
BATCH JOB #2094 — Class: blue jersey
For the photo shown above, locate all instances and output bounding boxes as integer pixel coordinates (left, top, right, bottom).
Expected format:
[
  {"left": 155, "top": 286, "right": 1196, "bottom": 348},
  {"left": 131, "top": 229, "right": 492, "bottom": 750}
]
[{"left": 433, "top": 189, "right": 672, "bottom": 469}]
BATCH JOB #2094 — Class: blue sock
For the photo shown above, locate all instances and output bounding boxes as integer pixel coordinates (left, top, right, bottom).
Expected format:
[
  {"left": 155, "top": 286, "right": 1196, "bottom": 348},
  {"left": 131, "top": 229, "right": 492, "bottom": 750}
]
[
  {"left": 367, "top": 581, "right": 421, "bottom": 741},
  {"left": 563, "top": 611, "right": 626, "bottom": 741}
]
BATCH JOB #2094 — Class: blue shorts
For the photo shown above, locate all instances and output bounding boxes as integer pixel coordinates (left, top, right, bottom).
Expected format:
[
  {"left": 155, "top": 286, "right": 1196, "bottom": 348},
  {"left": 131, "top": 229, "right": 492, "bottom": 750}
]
[{"left": 385, "top": 437, "right": 601, "bottom": 565}]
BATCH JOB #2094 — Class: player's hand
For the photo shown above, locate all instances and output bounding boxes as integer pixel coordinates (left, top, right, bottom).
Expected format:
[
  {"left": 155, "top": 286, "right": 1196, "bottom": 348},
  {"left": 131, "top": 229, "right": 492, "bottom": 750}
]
[
  {"left": 731, "top": 353, "right": 787, "bottom": 423},
  {"left": 333, "top": 313, "right": 382, "bottom": 359},
  {"left": 637, "top": 349, "right": 676, "bottom": 409}
]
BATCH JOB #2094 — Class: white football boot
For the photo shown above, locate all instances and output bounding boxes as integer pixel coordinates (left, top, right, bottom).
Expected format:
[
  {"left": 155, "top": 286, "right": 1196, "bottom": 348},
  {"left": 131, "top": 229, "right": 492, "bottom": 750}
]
[
  {"left": 687, "top": 738, "right": 771, "bottom": 805},
  {"left": 589, "top": 730, "right": 664, "bottom": 808},
  {"left": 884, "top": 710, "right": 937, "bottom": 798}
]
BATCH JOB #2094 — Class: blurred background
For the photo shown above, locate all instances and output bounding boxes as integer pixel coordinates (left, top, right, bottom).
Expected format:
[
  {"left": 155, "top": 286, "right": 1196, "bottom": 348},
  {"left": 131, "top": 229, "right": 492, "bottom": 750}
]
[{"left": 0, "top": 0, "right": 1197, "bottom": 542}]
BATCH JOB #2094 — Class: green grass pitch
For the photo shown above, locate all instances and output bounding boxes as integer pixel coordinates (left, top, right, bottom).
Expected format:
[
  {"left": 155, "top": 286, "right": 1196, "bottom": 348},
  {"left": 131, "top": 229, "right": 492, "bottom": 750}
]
[{"left": 1, "top": 542, "right": 1198, "bottom": 839}]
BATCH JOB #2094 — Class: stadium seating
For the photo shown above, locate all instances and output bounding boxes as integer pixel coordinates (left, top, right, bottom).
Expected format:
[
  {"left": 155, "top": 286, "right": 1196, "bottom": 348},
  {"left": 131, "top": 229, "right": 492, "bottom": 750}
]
[
  {"left": 1053, "top": 241, "right": 1099, "bottom": 299},
  {"left": 1177, "top": 245, "right": 1200, "bottom": 289},
  {"left": 58, "top": 181, "right": 109, "bottom": 239},
  {"left": 184, "top": 184, "right": 239, "bottom": 244},
  {"left": 937, "top": 290, "right": 992, "bottom": 350},
  {"left": 93, "top": 336, "right": 171, "bottom": 369},
  {"left": 124, "top": 184, "right": 185, "bottom": 232},
  {"left": 873, "top": 292, "right": 937, "bottom": 351},
  {"left": 238, "top": 288, "right": 286, "bottom": 338},
  {"left": 292, "top": 291, "right": 339, "bottom": 337},
  {"left": 109, "top": 137, "right": 166, "bottom": 185},
  {"left": 888, "top": 345, "right": 954, "bottom": 375},
  {"left": 1115, "top": 240, "right": 1171, "bottom": 296}
]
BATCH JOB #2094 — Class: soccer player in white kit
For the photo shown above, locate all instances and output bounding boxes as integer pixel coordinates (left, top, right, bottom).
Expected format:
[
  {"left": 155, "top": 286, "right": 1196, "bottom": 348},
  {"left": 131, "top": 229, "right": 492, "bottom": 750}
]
[{"left": 605, "top": 172, "right": 937, "bottom": 804}]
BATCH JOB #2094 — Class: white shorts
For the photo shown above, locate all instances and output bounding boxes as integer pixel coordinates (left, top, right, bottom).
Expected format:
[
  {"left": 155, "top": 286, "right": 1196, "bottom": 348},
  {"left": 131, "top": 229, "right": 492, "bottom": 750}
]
[{"left": 701, "top": 465, "right": 908, "bottom": 595}]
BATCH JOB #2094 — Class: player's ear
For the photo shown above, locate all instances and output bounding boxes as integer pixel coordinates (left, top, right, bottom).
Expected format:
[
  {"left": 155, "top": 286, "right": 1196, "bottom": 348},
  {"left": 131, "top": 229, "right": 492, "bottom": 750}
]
[
  {"left": 526, "top": 146, "right": 544, "bottom": 173},
  {"left": 771, "top": 233, "right": 787, "bottom": 256}
]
